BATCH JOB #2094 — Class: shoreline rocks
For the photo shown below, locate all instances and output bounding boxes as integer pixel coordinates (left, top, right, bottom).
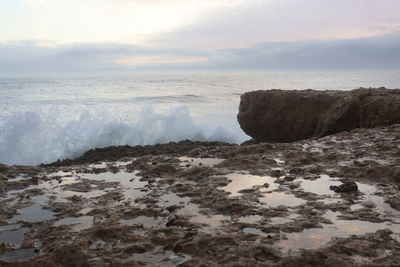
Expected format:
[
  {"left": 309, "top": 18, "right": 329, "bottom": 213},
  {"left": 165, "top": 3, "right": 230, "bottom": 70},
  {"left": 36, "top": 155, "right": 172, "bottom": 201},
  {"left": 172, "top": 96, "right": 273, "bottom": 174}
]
[
  {"left": 237, "top": 87, "right": 400, "bottom": 143},
  {"left": 1, "top": 124, "right": 400, "bottom": 265}
]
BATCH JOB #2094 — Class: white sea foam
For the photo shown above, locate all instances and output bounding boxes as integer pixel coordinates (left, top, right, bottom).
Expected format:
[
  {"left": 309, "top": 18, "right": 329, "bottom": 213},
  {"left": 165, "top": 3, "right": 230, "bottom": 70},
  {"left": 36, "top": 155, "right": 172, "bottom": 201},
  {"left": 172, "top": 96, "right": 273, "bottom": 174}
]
[
  {"left": 2, "top": 71, "right": 400, "bottom": 165},
  {"left": 0, "top": 106, "right": 245, "bottom": 165}
]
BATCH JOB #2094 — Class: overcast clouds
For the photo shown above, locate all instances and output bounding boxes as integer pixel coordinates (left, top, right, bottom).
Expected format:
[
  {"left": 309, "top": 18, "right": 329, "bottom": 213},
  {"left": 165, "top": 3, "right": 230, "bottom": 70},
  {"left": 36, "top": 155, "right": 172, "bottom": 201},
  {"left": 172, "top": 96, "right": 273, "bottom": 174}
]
[{"left": 0, "top": 0, "right": 399, "bottom": 75}]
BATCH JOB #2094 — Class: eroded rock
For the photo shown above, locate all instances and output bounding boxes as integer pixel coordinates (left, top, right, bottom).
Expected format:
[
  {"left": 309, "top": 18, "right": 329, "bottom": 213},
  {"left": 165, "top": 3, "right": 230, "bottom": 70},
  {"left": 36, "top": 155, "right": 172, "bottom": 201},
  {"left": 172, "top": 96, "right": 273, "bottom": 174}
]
[{"left": 238, "top": 88, "right": 400, "bottom": 142}]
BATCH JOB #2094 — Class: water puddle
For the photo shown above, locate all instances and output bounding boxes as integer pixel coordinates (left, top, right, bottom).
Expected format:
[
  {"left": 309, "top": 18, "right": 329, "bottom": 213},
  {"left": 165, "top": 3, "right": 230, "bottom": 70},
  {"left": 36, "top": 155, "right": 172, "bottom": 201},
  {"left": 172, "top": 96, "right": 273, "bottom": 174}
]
[
  {"left": 158, "top": 193, "right": 190, "bottom": 207},
  {"left": 57, "top": 176, "right": 79, "bottom": 186},
  {"left": 54, "top": 216, "right": 94, "bottom": 231},
  {"left": 0, "top": 226, "right": 29, "bottom": 246},
  {"left": 243, "top": 227, "right": 269, "bottom": 236},
  {"left": 298, "top": 175, "right": 342, "bottom": 196},
  {"left": 78, "top": 207, "right": 94, "bottom": 215},
  {"left": 79, "top": 171, "right": 147, "bottom": 201},
  {"left": 220, "top": 173, "right": 278, "bottom": 197},
  {"left": 48, "top": 171, "right": 74, "bottom": 178},
  {"left": 160, "top": 251, "right": 192, "bottom": 266},
  {"left": 7, "top": 176, "right": 29, "bottom": 182},
  {"left": 350, "top": 203, "right": 365, "bottom": 211},
  {"left": 10, "top": 204, "right": 55, "bottom": 223},
  {"left": 0, "top": 248, "right": 36, "bottom": 262},
  {"left": 157, "top": 192, "right": 228, "bottom": 229},
  {"left": 124, "top": 249, "right": 191, "bottom": 266},
  {"left": 270, "top": 217, "right": 292, "bottom": 224},
  {"left": 279, "top": 210, "right": 400, "bottom": 252},
  {"left": 120, "top": 216, "right": 165, "bottom": 227},
  {"left": 239, "top": 215, "right": 263, "bottom": 224},
  {"left": 88, "top": 162, "right": 109, "bottom": 169},
  {"left": 298, "top": 175, "right": 400, "bottom": 219},
  {"left": 88, "top": 161, "right": 132, "bottom": 169},
  {"left": 260, "top": 192, "right": 306, "bottom": 207},
  {"left": 189, "top": 211, "right": 227, "bottom": 227},
  {"left": 179, "top": 156, "right": 224, "bottom": 167},
  {"left": 356, "top": 182, "right": 399, "bottom": 216}
]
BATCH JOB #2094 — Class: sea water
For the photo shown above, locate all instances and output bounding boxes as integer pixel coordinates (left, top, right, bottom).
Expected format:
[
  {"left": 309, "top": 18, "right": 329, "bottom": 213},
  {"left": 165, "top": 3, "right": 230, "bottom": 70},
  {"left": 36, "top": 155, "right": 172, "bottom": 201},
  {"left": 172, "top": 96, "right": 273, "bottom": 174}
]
[{"left": 1, "top": 71, "right": 400, "bottom": 165}]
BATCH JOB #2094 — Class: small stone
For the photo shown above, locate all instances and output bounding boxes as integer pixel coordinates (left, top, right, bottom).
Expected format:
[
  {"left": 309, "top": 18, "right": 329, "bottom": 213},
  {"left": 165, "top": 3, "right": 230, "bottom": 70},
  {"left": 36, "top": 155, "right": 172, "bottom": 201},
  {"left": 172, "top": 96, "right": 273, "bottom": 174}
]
[
  {"left": 330, "top": 181, "right": 358, "bottom": 193},
  {"left": 166, "top": 205, "right": 179, "bottom": 213},
  {"left": 284, "top": 176, "right": 296, "bottom": 181}
]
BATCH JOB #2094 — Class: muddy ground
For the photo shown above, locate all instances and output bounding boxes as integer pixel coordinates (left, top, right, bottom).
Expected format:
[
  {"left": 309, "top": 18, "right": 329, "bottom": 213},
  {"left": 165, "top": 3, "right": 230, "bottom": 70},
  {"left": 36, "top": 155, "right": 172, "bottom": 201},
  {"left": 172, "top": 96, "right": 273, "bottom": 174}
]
[{"left": 0, "top": 124, "right": 400, "bottom": 266}]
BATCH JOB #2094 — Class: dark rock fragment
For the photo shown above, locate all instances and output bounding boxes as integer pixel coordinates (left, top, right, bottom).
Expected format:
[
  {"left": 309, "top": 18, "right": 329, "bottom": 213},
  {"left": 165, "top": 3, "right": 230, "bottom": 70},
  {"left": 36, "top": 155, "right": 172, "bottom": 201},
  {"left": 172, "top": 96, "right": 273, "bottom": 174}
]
[{"left": 330, "top": 181, "right": 358, "bottom": 193}]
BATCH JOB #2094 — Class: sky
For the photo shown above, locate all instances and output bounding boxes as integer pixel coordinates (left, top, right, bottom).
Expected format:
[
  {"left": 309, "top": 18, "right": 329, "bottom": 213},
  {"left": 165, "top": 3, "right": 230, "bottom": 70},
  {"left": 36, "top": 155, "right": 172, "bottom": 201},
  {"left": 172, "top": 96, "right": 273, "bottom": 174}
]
[{"left": 1, "top": 0, "right": 400, "bottom": 75}]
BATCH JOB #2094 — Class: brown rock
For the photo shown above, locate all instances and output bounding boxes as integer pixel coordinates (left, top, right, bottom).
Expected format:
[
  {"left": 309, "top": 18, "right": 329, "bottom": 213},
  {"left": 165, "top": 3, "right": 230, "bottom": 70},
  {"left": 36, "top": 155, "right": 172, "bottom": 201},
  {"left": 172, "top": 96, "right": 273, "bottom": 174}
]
[
  {"left": 237, "top": 88, "right": 400, "bottom": 142},
  {"left": 53, "top": 244, "right": 89, "bottom": 265}
]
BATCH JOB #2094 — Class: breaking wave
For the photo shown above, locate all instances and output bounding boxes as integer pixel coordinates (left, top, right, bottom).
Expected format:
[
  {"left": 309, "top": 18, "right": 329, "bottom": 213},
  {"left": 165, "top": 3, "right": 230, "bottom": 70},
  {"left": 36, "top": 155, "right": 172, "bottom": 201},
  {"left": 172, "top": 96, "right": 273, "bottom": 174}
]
[{"left": 0, "top": 106, "right": 247, "bottom": 165}]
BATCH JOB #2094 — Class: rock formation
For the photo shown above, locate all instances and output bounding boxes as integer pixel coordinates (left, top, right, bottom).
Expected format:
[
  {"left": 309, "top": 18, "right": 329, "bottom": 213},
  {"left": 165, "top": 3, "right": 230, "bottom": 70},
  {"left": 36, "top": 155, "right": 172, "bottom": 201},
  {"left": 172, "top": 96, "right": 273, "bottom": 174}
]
[{"left": 237, "top": 87, "right": 400, "bottom": 142}]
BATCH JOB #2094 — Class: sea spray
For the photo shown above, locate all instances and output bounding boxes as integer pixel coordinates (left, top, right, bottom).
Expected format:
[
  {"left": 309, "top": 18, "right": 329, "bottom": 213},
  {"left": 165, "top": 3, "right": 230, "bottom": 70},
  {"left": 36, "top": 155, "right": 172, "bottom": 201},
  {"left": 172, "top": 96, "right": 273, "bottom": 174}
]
[{"left": 0, "top": 106, "right": 245, "bottom": 165}]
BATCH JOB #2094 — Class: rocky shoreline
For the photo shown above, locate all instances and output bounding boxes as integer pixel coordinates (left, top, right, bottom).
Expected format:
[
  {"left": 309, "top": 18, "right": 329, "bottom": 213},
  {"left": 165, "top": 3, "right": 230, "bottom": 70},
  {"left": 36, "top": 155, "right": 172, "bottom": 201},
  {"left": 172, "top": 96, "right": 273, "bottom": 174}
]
[
  {"left": 238, "top": 88, "right": 400, "bottom": 142},
  {"left": 0, "top": 123, "right": 400, "bottom": 266}
]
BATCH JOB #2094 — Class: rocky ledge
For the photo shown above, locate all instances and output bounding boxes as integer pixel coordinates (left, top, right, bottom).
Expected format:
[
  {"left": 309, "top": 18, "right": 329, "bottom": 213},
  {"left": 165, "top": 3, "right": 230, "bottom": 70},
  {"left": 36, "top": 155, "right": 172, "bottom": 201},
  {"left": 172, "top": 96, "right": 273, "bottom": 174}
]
[
  {"left": 238, "top": 87, "right": 400, "bottom": 142},
  {"left": 0, "top": 123, "right": 400, "bottom": 266}
]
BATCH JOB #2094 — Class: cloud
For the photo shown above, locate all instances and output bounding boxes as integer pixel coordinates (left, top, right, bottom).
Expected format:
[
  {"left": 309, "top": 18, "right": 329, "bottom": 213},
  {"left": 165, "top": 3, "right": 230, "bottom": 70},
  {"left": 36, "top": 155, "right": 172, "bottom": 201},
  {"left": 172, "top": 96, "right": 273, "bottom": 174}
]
[
  {"left": 204, "top": 32, "right": 400, "bottom": 70},
  {"left": 23, "top": 0, "right": 52, "bottom": 7},
  {"left": 4, "top": 0, "right": 255, "bottom": 45},
  {"left": 0, "top": 32, "right": 399, "bottom": 76},
  {"left": 153, "top": 0, "right": 400, "bottom": 49},
  {"left": 0, "top": 41, "right": 208, "bottom": 75}
]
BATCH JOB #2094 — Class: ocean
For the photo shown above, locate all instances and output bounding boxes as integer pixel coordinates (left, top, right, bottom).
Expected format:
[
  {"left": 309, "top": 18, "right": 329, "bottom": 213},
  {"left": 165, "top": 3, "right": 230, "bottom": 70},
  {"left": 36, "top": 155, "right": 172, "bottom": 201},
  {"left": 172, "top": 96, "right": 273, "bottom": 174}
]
[{"left": 1, "top": 71, "right": 400, "bottom": 165}]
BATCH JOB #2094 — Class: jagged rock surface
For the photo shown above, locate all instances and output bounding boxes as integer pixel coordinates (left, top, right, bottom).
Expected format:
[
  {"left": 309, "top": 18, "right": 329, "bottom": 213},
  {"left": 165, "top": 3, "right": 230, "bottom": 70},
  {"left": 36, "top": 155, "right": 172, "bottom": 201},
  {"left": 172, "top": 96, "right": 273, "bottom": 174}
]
[{"left": 237, "top": 88, "right": 400, "bottom": 142}]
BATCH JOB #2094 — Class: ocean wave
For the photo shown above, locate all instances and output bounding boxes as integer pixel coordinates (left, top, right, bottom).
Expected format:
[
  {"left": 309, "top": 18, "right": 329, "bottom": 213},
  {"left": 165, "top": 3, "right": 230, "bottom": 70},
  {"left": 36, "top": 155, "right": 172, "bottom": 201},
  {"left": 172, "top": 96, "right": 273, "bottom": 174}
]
[
  {"left": 0, "top": 106, "right": 246, "bottom": 165},
  {"left": 1, "top": 94, "right": 207, "bottom": 106}
]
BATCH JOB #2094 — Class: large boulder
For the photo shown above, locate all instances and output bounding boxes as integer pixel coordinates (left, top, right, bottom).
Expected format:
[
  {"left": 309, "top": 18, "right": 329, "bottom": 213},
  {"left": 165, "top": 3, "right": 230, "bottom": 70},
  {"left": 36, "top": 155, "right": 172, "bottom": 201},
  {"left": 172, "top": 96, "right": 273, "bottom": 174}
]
[{"left": 237, "top": 88, "right": 400, "bottom": 142}]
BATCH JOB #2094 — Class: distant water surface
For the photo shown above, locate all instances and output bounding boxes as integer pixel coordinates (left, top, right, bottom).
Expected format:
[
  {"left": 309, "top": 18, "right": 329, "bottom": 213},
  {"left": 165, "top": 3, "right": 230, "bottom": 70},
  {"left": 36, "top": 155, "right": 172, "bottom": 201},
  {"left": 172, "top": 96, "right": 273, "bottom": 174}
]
[{"left": 1, "top": 71, "right": 400, "bottom": 165}]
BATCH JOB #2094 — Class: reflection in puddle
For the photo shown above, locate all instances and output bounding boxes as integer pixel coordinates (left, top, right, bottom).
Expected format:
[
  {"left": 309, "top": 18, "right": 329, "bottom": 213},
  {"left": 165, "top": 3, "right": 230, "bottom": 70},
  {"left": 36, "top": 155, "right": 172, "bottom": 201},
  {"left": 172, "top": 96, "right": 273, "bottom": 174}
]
[
  {"left": 189, "top": 212, "right": 227, "bottom": 227},
  {"left": 124, "top": 249, "right": 191, "bottom": 266},
  {"left": 5, "top": 161, "right": 400, "bottom": 262},
  {"left": 158, "top": 193, "right": 190, "bottom": 207},
  {"left": 88, "top": 161, "right": 132, "bottom": 169},
  {"left": 120, "top": 216, "right": 165, "bottom": 227},
  {"left": 179, "top": 156, "right": 224, "bottom": 167},
  {"left": 79, "top": 171, "right": 147, "bottom": 201},
  {"left": 161, "top": 251, "right": 192, "bottom": 266},
  {"left": 0, "top": 227, "right": 29, "bottom": 246},
  {"left": 11, "top": 204, "right": 55, "bottom": 223},
  {"left": 57, "top": 176, "right": 79, "bottom": 186},
  {"left": 48, "top": 171, "right": 74, "bottom": 178},
  {"left": 239, "top": 215, "right": 263, "bottom": 224},
  {"left": 54, "top": 216, "right": 94, "bottom": 231},
  {"left": 299, "top": 175, "right": 342, "bottom": 196},
  {"left": 158, "top": 192, "right": 228, "bottom": 229},
  {"left": 88, "top": 162, "right": 109, "bottom": 169},
  {"left": 270, "top": 217, "right": 292, "bottom": 224},
  {"left": 7, "top": 176, "right": 29, "bottom": 182},
  {"left": 0, "top": 249, "right": 36, "bottom": 262},
  {"left": 243, "top": 227, "right": 268, "bottom": 236},
  {"left": 279, "top": 210, "right": 400, "bottom": 252},
  {"left": 220, "top": 173, "right": 277, "bottom": 197},
  {"left": 78, "top": 207, "right": 94, "bottom": 215},
  {"left": 350, "top": 203, "right": 365, "bottom": 211},
  {"left": 260, "top": 192, "right": 306, "bottom": 207},
  {"left": 356, "top": 183, "right": 399, "bottom": 216}
]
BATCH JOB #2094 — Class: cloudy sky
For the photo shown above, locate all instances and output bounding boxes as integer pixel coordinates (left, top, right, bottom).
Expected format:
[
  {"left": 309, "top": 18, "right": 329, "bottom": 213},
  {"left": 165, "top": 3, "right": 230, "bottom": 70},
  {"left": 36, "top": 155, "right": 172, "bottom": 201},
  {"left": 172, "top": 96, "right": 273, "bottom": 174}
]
[{"left": 1, "top": 0, "right": 400, "bottom": 75}]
